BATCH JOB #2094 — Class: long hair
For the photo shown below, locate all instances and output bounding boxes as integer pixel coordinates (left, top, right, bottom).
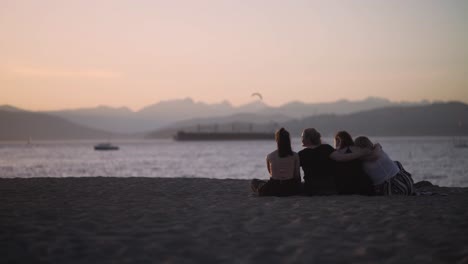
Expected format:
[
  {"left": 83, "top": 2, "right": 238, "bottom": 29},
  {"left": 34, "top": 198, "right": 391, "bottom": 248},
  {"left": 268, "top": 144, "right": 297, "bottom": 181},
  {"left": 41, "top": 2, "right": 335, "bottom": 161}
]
[
  {"left": 335, "top": 131, "right": 354, "bottom": 149},
  {"left": 275, "top": 128, "right": 293, "bottom": 157}
]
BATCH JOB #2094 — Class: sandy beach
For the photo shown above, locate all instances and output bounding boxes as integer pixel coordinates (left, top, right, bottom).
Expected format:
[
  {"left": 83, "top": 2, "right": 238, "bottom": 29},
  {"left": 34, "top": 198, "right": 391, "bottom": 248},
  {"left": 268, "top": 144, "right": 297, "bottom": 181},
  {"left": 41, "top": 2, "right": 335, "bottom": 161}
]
[{"left": 1, "top": 177, "right": 467, "bottom": 263}]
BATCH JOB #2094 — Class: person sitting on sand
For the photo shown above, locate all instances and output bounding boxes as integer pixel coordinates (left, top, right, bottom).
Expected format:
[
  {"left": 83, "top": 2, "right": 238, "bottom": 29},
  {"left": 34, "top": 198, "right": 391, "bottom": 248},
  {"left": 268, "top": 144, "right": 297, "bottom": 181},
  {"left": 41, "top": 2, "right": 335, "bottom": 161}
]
[
  {"left": 251, "top": 128, "right": 301, "bottom": 196},
  {"left": 298, "top": 128, "right": 337, "bottom": 195},
  {"left": 351, "top": 136, "right": 414, "bottom": 195},
  {"left": 329, "top": 131, "right": 375, "bottom": 195}
]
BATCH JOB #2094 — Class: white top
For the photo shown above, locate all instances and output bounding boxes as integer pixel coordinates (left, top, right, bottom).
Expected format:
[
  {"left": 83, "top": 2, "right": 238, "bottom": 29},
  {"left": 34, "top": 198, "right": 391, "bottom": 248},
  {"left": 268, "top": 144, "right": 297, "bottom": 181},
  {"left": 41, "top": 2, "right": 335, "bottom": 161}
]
[
  {"left": 362, "top": 149, "right": 400, "bottom": 185},
  {"left": 266, "top": 150, "right": 300, "bottom": 180}
]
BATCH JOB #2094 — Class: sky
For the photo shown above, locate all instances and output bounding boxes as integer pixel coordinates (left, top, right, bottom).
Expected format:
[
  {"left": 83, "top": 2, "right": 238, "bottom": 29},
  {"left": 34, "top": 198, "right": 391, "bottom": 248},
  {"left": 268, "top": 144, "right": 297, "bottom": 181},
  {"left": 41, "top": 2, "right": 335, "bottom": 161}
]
[{"left": 1, "top": 0, "right": 467, "bottom": 111}]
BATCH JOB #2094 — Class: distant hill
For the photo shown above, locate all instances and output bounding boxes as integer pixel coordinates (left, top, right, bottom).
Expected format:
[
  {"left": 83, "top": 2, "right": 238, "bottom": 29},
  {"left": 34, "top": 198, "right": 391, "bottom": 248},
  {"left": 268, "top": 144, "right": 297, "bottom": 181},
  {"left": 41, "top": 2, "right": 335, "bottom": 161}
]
[
  {"left": 46, "top": 106, "right": 157, "bottom": 134},
  {"left": 282, "top": 102, "right": 468, "bottom": 137},
  {"left": 3, "top": 102, "right": 466, "bottom": 140},
  {"left": 148, "top": 102, "right": 468, "bottom": 138},
  {"left": 43, "top": 97, "right": 426, "bottom": 133},
  {"left": 138, "top": 98, "right": 237, "bottom": 119},
  {"left": 264, "top": 97, "right": 393, "bottom": 118},
  {"left": 166, "top": 112, "right": 292, "bottom": 129},
  {"left": 0, "top": 110, "right": 115, "bottom": 140},
  {"left": 0, "top": 105, "right": 25, "bottom": 112},
  {"left": 44, "top": 98, "right": 275, "bottom": 133},
  {"left": 147, "top": 112, "right": 289, "bottom": 139}
]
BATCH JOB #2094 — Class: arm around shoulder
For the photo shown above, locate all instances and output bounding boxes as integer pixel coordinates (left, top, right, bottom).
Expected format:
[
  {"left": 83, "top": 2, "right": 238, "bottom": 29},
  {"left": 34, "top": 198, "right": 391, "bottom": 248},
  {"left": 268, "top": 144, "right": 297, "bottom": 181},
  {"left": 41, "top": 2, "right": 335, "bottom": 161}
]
[{"left": 329, "top": 147, "right": 371, "bottom": 162}]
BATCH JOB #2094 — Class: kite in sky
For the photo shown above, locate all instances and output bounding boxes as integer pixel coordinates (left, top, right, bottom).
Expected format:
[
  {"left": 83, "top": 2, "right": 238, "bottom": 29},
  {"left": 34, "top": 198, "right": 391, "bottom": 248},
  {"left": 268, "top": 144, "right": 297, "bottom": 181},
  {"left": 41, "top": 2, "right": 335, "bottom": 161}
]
[{"left": 251, "top": 92, "right": 263, "bottom": 100}]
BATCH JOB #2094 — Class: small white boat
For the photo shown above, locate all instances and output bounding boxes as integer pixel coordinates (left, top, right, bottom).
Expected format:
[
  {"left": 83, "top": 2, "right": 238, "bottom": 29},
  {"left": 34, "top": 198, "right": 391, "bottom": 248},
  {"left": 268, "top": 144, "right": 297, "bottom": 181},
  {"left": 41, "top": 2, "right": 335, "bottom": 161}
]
[{"left": 94, "top": 143, "right": 119, "bottom": 151}]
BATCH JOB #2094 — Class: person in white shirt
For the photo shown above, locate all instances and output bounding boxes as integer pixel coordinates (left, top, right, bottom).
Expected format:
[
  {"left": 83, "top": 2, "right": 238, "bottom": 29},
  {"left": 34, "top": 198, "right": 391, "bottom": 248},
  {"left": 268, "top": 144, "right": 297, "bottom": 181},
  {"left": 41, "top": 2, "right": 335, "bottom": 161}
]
[{"left": 251, "top": 128, "right": 301, "bottom": 196}]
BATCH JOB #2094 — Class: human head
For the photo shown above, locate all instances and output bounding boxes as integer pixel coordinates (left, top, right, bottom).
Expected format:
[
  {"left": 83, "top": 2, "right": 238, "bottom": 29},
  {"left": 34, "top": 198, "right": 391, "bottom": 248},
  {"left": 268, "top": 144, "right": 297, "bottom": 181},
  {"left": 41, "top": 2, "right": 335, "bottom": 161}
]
[
  {"left": 275, "top": 127, "right": 293, "bottom": 157},
  {"left": 334, "top": 131, "right": 354, "bottom": 150},
  {"left": 355, "top": 136, "right": 374, "bottom": 149},
  {"left": 301, "top": 128, "right": 321, "bottom": 147}
]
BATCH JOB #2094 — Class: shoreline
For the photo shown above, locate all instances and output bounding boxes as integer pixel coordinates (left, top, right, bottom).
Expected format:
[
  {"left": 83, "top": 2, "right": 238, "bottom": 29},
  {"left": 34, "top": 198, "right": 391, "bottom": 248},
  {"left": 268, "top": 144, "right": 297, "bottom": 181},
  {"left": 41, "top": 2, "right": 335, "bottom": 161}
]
[
  {"left": 1, "top": 177, "right": 467, "bottom": 263},
  {"left": 1, "top": 135, "right": 468, "bottom": 142}
]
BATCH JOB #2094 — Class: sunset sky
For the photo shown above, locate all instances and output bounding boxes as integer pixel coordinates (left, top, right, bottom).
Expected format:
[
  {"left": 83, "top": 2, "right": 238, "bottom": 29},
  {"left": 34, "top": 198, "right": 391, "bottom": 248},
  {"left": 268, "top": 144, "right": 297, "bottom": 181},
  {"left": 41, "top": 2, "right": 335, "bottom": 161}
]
[{"left": 1, "top": 0, "right": 467, "bottom": 111}]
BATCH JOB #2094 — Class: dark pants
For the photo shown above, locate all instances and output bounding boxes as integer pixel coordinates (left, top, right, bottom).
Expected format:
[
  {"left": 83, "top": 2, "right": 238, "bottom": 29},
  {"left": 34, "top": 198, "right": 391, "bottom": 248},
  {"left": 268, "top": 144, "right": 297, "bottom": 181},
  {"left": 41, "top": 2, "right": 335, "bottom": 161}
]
[
  {"left": 251, "top": 178, "right": 301, "bottom": 197},
  {"left": 303, "top": 181, "right": 338, "bottom": 196}
]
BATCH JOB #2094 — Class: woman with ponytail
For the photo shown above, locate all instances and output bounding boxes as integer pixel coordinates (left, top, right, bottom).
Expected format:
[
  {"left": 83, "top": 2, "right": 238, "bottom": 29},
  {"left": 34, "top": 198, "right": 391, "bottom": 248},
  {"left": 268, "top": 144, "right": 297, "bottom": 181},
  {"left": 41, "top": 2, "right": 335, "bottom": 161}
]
[{"left": 251, "top": 128, "right": 301, "bottom": 196}]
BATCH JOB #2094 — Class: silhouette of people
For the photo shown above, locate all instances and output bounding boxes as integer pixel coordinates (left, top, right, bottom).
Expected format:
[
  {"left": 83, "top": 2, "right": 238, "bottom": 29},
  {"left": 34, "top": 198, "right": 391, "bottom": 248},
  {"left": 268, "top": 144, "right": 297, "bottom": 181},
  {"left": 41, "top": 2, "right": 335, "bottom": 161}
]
[
  {"left": 251, "top": 129, "right": 413, "bottom": 197},
  {"left": 251, "top": 128, "right": 301, "bottom": 196},
  {"left": 298, "top": 128, "right": 337, "bottom": 195},
  {"left": 329, "top": 131, "right": 375, "bottom": 195}
]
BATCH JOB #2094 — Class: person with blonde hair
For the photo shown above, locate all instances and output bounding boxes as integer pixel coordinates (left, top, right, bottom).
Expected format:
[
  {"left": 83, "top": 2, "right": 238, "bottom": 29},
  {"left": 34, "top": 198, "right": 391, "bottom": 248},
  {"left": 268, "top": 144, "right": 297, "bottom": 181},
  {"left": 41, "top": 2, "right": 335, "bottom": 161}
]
[
  {"left": 251, "top": 128, "right": 301, "bottom": 196},
  {"left": 354, "top": 136, "right": 414, "bottom": 195}
]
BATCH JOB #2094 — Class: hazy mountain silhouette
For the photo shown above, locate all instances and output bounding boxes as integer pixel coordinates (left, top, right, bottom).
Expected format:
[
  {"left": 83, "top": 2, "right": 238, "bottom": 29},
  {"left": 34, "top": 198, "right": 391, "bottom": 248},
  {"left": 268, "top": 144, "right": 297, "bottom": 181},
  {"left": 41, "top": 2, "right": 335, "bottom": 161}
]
[
  {"left": 46, "top": 106, "right": 156, "bottom": 134},
  {"left": 147, "top": 112, "right": 292, "bottom": 138},
  {"left": 3, "top": 101, "right": 466, "bottom": 140},
  {"left": 0, "top": 105, "right": 25, "bottom": 112},
  {"left": 0, "top": 110, "right": 114, "bottom": 140},
  {"left": 148, "top": 102, "right": 468, "bottom": 138},
  {"left": 167, "top": 112, "right": 292, "bottom": 128},
  {"left": 138, "top": 98, "right": 235, "bottom": 120},
  {"left": 43, "top": 97, "right": 421, "bottom": 133},
  {"left": 51, "top": 105, "right": 134, "bottom": 116},
  {"left": 281, "top": 102, "right": 468, "bottom": 137},
  {"left": 262, "top": 97, "right": 427, "bottom": 118},
  {"left": 236, "top": 100, "right": 269, "bottom": 113}
]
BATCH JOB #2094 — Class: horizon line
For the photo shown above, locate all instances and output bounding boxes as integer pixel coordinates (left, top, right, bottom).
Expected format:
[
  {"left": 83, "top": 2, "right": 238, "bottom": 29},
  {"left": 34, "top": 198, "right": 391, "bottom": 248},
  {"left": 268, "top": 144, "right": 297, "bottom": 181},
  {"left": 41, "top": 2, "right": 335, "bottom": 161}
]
[{"left": 1, "top": 96, "right": 465, "bottom": 113}]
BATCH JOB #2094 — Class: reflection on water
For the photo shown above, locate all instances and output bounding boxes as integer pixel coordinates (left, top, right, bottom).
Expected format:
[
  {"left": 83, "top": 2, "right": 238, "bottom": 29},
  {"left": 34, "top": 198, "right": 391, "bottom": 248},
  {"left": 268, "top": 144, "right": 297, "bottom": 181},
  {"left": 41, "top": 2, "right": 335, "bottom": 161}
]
[{"left": 0, "top": 137, "right": 467, "bottom": 187}]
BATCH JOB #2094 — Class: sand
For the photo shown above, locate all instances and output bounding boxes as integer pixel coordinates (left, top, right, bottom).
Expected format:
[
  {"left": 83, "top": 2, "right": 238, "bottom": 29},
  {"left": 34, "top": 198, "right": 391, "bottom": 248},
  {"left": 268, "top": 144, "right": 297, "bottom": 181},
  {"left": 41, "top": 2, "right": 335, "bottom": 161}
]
[{"left": 1, "top": 177, "right": 468, "bottom": 264}]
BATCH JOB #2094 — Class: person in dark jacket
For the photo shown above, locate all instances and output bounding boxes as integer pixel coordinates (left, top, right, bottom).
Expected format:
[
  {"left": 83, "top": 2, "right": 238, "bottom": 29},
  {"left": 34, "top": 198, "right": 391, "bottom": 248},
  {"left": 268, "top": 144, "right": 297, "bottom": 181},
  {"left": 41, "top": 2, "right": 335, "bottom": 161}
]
[
  {"left": 330, "top": 131, "right": 375, "bottom": 195},
  {"left": 298, "top": 128, "right": 337, "bottom": 195}
]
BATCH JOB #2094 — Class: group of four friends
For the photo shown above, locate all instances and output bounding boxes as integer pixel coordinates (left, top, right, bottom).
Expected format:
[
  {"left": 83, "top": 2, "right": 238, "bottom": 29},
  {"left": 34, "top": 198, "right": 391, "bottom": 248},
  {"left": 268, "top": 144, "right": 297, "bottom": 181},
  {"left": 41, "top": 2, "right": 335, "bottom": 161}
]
[{"left": 251, "top": 128, "right": 414, "bottom": 196}]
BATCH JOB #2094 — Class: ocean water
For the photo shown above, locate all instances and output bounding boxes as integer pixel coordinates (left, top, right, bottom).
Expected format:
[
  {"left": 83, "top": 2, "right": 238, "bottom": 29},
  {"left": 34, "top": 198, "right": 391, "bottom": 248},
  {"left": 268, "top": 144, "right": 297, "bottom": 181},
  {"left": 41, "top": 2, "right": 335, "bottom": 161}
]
[{"left": 0, "top": 137, "right": 467, "bottom": 187}]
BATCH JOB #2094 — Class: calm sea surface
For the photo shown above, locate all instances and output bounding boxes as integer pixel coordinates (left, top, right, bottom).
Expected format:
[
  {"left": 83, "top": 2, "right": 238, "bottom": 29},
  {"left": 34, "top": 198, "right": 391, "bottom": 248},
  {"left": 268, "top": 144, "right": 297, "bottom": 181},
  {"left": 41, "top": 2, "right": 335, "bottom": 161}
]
[{"left": 1, "top": 137, "right": 467, "bottom": 187}]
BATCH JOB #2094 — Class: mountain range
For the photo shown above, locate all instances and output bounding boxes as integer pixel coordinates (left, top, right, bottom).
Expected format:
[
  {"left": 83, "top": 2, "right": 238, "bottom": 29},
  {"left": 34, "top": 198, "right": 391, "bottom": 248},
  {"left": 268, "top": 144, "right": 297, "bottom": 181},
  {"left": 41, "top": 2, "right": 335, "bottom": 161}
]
[
  {"left": 147, "top": 102, "right": 468, "bottom": 139},
  {"left": 281, "top": 102, "right": 468, "bottom": 137},
  {"left": 1, "top": 98, "right": 466, "bottom": 140},
  {"left": 38, "top": 97, "right": 427, "bottom": 133},
  {"left": 0, "top": 110, "right": 113, "bottom": 141}
]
